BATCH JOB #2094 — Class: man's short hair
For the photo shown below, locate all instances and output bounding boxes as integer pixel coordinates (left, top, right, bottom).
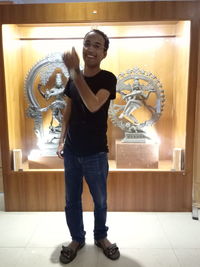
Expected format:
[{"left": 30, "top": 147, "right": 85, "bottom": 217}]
[{"left": 84, "top": 29, "right": 109, "bottom": 51}]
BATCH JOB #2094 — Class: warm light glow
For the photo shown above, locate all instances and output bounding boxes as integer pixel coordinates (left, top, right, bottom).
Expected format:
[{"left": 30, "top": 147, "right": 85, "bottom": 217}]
[
  {"left": 2, "top": 25, "right": 22, "bottom": 50},
  {"left": 146, "top": 127, "right": 161, "bottom": 145},
  {"left": 20, "top": 25, "right": 92, "bottom": 39},
  {"left": 28, "top": 149, "right": 42, "bottom": 161},
  {"left": 18, "top": 23, "right": 177, "bottom": 39}
]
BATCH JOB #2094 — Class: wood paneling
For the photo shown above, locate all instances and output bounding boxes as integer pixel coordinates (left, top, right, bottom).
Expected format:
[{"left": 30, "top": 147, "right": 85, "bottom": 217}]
[
  {"left": 0, "top": 169, "right": 3, "bottom": 193},
  {"left": 172, "top": 21, "right": 190, "bottom": 156},
  {"left": 0, "top": 1, "right": 199, "bottom": 211},
  {"left": 0, "top": 2, "right": 198, "bottom": 24},
  {"left": 193, "top": 22, "right": 200, "bottom": 207},
  {"left": 107, "top": 171, "right": 191, "bottom": 212},
  {"left": 0, "top": 23, "right": 10, "bottom": 194},
  {"left": 4, "top": 171, "right": 65, "bottom": 211},
  {"left": 0, "top": 1, "right": 13, "bottom": 4},
  {"left": 0, "top": 141, "right": 3, "bottom": 192},
  {"left": 4, "top": 170, "right": 191, "bottom": 212},
  {"left": 2, "top": 25, "right": 26, "bottom": 158},
  {"left": 185, "top": 19, "right": 200, "bottom": 172}
]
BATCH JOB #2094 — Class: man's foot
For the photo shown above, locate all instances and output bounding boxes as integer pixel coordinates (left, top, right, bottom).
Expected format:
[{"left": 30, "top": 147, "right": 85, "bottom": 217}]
[
  {"left": 95, "top": 238, "right": 120, "bottom": 260},
  {"left": 60, "top": 240, "right": 85, "bottom": 264}
]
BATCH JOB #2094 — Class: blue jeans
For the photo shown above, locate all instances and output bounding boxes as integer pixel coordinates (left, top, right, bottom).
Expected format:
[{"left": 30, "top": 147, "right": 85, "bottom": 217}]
[{"left": 63, "top": 146, "right": 109, "bottom": 243}]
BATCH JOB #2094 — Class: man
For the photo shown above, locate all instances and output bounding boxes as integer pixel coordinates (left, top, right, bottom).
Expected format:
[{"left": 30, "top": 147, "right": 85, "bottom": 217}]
[{"left": 57, "top": 29, "right": 120, "bottom": 264}]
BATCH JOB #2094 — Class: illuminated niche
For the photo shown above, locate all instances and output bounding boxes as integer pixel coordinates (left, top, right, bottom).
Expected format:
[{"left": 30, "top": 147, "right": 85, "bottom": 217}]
[{"left": 2, "top": 21, "right": 190, "bottom": 170}]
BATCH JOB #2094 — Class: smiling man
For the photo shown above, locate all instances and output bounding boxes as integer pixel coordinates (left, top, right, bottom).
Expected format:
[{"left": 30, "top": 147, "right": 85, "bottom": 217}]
[{"left": 57, "top": 29, "right": 120, "bottom": 264}]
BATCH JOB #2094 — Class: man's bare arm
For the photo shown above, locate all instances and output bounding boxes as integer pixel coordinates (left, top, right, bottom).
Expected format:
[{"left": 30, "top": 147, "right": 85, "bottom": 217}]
[
  {"left": 63, "top": 48, "right": 110, "bottom": 113},
  {"left": 73, "top": 73, "right": 110, "bottom": 113},
  {"left": 57, "top": 96, "right": 72, "bottom": 158}
]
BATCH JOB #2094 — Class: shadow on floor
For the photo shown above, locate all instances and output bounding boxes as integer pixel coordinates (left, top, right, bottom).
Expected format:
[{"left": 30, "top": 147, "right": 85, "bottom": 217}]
[{"left": 51, "top": 243, "right": 142, "bottom": 266}]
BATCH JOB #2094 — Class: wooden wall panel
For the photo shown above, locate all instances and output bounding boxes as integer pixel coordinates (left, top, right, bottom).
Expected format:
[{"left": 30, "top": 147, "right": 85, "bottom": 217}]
[
  {"left": 0, "top": 142, "right": 3, "bottom": 192},
  {"left": 5, "top": 171, "right": 65, "bottom": 211},
  {"left": 0, "top": 23, "right": 10, "bottom": 193},
  {"left": 0, "top": 1, "right": 199, "bottom": 211},
  {"left": 0, "top": 2, "right": 198, "bottom": 24},
  {"left": 0, "top": 169, "right": 3, "bottom": 193},
  {"left": 193, "top": 22, "right": 200, "bottom": 208},
  {"left": 185, "top": 19, "right": 200, "bottom": 172},
  {"left": 2, "top": 25, "right": 27, "bottom": 160},
  {"left": 172, "top": 21, "right": 190, "bottom": 151},
  {"left": 4, "top": 170, "right": 192, "bottom": 212},
  {"left": 107, "top": 171, "right": 192, "bottom": 212},
  {"left": 0, "top": 2, "right": 13, "bottom": 4}
]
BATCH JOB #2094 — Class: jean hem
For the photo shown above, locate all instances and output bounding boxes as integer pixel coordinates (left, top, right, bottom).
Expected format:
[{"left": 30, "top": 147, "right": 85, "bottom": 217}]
[
  {"left": 94, "top": 234, "right": 107, "bottom": 242},
  {"left": 72, "top": 238, "right": 85, "bottom": 243}
]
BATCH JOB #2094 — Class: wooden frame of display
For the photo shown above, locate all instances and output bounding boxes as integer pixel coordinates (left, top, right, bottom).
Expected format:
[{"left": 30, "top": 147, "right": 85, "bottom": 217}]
[{"left": 0, "top": 1, "right": 199, "bottom": 211}]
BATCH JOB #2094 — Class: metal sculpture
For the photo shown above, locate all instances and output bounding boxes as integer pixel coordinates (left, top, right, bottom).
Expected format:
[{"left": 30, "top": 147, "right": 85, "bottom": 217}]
[
  {"left": 108, "top": 67, "right": 165, "bottom": 142},
  {"left": 25, "top": 53, "right": 69, "bottom": 155}
]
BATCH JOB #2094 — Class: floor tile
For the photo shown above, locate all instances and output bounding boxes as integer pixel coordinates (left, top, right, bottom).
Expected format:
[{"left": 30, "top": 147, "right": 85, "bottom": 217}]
[
  {"left": 0, "top": 248, "right": 24, "bottom": 267},
  {"left": 157, "top": 213, "right": 200, "bottom": 248},
  {"left": 0, "top": 213, "right": 42, "bottom": 247},
  {"left": 107, "top": 212, "right": 171, "bottom": 249},
  {"left": 17, "top": 248, "right": 60, "bottom": 267},
  {"left": 26, "top": 212, "right": 70, "bottom": 247},
  {"left": 16, "top": 245, "right": 99, "bottom": 267},
  {"left": 97, "top": 248, "right": 180, "bottom": 267},
  {"left": 174, "top": 248, "right": 200, "bottom": 267},
  {"left": 0, "top": 194, "right": 199, "bottom": 267}
]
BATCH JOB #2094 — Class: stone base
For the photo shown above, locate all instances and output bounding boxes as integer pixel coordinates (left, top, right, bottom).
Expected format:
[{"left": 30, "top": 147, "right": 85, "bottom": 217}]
[
  {"left": 28, "top": 156, "right": 64, "bottom": 169},
  {"left": 116, "top": 140, "right": 159, "bottom": 169}
]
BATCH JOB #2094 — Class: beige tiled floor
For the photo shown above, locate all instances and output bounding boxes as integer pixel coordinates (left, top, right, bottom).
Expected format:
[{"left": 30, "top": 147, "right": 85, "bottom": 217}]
[{"left": 0, "top": 193, "right": 200, "bottom": 267}]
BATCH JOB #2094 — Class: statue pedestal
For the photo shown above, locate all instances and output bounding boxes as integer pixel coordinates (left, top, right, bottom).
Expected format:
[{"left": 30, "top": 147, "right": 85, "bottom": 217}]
[
  {"left": 28, "top": 155, "right": 64, "bottom": 169},
  {"left": 116, "top": 140, "right": 159, "bottom": 169}
]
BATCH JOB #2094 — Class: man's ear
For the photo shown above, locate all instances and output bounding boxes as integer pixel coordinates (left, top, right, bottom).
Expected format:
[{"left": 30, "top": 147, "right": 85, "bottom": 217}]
[{"left": 103, "top": 50, "right": 107, "bottom": 59}]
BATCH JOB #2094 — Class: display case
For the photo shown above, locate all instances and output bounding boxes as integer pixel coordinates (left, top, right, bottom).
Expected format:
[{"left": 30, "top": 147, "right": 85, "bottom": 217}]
[
  {"left": 2, "top": 21, "right": 190, "bottom": 170},
  {"left": 0, "top": 1, "right": 199, "bottom": 211}
]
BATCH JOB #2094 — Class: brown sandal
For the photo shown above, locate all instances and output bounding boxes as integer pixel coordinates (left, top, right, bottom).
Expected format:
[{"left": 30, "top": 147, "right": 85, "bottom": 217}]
[
  {"left": 95, "top": 240, "right": 120, "bottom": 260},
  {"left": 60, "top": 242, "right": 85, "bottom": 264}
]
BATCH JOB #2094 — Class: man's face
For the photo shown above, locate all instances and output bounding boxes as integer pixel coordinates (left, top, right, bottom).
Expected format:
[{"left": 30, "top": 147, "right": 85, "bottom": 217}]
[{"left": 83, "top": 32, "right": 107, "bottom": 68}]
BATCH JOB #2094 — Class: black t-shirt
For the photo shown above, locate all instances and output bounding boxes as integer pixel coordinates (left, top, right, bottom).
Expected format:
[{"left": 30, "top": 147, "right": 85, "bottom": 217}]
[{"left": 64, "top": 70, "right": 117, "bottom": 156}]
